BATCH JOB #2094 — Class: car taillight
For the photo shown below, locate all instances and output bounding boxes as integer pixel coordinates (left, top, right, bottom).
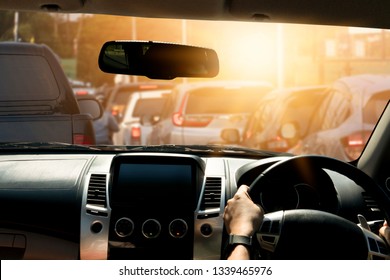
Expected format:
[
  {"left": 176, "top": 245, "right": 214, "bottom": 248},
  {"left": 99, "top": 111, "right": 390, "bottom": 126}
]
[
  {"left": 267, "top": 136, "right": 289, "bottom": 152},
  {"left": 73, "top": 134, "right": 94, "bottom": 145},
  {"left": 342, "top": 131, "right": 371, "bottom": 160},
  {"left": 111, "top": 109, "right": 119, "bottom": 116},
  {"left": 131, "top": 126, "right": 141, "bottom": 139},
  {"left": 75, "top": 90, "right": 89, "bottom": 96},
  {"left": 172, "top": 112, "right": 184, "bottom": 126}
]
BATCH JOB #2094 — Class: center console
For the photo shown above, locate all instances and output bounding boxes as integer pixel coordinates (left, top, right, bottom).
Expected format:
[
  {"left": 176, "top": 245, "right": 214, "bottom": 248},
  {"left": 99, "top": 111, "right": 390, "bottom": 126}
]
[{"left": 107, "top": 154, "right": 204, "bottom": 259}]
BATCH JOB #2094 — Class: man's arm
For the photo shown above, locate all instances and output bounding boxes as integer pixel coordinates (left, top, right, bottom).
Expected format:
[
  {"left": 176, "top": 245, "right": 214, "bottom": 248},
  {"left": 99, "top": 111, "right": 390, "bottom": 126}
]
[{"left": 223, "top": 185, "right": 264, "bottom": 260}]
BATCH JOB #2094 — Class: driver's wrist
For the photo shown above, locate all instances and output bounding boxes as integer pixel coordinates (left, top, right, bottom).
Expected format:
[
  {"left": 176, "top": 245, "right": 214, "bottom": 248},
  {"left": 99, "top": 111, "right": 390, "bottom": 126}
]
[
  {"left": 229, "top": 226, "right": 255, "bottom": 237},
  {"left": 227, "top": 244, "right": 251, "bottom": 260}
]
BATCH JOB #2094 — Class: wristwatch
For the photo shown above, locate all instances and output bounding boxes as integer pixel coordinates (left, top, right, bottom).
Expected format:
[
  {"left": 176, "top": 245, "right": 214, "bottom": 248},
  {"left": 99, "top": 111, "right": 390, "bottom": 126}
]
[
  {"left": 223, "top": 234, "right": 253, "bottom": 259},
  {"left": 228, "top": 234, "right": 252, "bottom": 248}
]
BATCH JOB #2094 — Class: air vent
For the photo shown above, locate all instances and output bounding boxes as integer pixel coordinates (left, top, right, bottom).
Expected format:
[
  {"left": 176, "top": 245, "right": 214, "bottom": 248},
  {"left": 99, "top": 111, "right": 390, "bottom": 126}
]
[
  {"left": 200, "top": 177, "right": 222, "bottom": 210},
  {"left": 362, "top": 192, "right": 381, "bottom": 212},
  {"left": 87, "top": 174, "right": 107, "bottom": 207}
]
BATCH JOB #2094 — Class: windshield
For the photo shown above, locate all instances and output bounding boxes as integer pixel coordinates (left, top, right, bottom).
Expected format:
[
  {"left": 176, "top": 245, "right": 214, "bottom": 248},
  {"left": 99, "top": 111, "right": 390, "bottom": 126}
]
[
  {"left": 185, "top": 86, "right": 271, "bottom": 115},
  {"left": 1, "top": 12, "right": 389, "bottom": 161}
]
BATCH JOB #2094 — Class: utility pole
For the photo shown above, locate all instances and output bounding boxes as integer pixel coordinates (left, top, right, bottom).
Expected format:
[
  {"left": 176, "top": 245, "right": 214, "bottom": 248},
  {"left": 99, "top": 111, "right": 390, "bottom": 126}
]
[{"left": 13, "top": 11, "right": 19, "bottom": 41}]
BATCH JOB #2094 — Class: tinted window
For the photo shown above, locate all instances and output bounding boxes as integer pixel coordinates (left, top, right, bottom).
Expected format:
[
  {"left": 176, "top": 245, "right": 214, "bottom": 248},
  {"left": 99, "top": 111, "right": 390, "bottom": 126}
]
[
  {"left": 133, "top": 97, "right": 168, "bottom": 117},
  {"left": 320, "top": 90, "right": 351, "bottom": 130},
  {"left": 0, "top": 55, "right": 60, "bottom": 101},
  {"left": 281, "top": 90, "right": 327, "bottom": 135},
  {"left": 363, "top": 91, "right": 390, "bottom": 124}
]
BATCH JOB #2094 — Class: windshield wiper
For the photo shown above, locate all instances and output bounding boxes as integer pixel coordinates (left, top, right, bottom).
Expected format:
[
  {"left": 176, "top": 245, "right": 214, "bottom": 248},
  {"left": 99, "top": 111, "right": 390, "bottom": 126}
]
[
  {"left": 119, "top": 144, "right": 287, "bottom": 157},
  {"left": 0, "top": 142, "right": 101, "bottom": 151}
]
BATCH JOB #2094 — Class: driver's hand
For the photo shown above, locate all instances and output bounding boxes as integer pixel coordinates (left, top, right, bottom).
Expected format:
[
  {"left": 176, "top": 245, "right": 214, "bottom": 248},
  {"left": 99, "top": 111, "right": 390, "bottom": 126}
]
[
  {"left": 379, "top": 220, "right": 390, "bottom": 245},
  {"left": 223, "top": 185, "right": 264, "bottom": 237}
]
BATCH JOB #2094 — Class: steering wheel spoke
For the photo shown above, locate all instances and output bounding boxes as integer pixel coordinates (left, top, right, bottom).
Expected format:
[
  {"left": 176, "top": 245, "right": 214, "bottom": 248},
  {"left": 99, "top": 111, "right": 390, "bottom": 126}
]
[{"left": 256, "top": 211, "right": 283, "bottom": 253}]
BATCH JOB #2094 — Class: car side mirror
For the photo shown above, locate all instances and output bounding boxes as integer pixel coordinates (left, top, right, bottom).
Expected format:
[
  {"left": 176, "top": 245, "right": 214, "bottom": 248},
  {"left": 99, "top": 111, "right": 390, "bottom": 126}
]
[
  {"left": 77, "top": 98, "right": 103, "bottom": 120},
  {"left": 221, "top": 128, "right": 240, "bottom": 144}
]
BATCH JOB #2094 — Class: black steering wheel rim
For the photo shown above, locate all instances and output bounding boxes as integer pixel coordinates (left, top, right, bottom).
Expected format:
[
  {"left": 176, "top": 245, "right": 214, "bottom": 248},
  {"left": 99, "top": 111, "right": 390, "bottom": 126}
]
[{"left": 248, "top": 155, "right": 390, "bottom": 259}]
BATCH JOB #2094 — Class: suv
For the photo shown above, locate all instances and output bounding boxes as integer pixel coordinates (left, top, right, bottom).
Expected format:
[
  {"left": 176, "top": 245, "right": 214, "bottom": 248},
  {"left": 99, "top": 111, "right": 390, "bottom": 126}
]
[
  {"left": 148, "top": 80, "right": 273, "bottom": 145},
  {"left": 113, "top": 89, "right": 172, "bottom": 145},
  {"left": 241, "top": 85, "right": 328, "bottom": 152},
  {"left": 290, "top": 74, "right": 390, "bottom": 161},
  {"left": 0, "top": 42, "right": 101, "bottom": 144}
]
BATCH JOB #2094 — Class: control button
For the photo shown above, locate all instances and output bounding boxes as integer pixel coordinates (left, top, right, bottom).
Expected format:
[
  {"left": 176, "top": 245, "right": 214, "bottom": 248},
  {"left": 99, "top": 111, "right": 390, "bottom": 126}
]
[
  {"left": 142, "top": 219, "right": 161, "bottom": 238},
  {"left": 90, "top": 221, "right": 103, "bottom": 233},
  {"left": 115, "top": 218, "right": 134, "bottom": 237},
  {"left": 200, "top": 223, "right": 213, "bottom": 236},
  {"left": 169, "top": 219, "right": 188, "bottom": 238}
]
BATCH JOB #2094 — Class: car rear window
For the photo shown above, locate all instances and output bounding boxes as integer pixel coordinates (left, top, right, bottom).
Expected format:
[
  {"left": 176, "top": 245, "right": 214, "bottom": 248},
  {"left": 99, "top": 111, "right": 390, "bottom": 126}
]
[
  {"left": 185, "top": 86, "right": 269, "bottom": 114},
  {"left": 133, "top": 97, "right": 168, "bottom": 117},
  {"left": 363, "top": 90, "right": 390, "bottom": 124},
  {"left": 0, "top": 55, "right": 60, "bottom": 101}
]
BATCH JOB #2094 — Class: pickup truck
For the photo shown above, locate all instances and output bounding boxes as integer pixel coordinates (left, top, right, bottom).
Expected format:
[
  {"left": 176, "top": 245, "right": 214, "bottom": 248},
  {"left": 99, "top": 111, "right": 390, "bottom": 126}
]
[{"left": 0, "top": 42, "right": 101, "bottom": 145}]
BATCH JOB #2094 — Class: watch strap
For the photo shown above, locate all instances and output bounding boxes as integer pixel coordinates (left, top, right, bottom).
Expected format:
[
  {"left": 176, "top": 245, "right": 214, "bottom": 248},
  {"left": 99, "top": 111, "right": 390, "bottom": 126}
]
[{"left": 228, "top": 234, "right": 252, "bottom": 246}]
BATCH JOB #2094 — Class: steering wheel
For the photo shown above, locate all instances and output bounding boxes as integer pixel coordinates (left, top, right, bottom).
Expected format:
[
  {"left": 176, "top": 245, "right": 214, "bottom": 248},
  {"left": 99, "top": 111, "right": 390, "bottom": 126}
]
[{"left": 248, "top": 155, "right": 390, "bottom": 260}]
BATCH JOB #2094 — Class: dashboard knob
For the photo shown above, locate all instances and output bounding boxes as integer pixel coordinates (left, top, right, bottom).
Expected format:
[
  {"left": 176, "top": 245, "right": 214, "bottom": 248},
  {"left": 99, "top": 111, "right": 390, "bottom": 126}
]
[
  {"left": 115, "top": 217, "right": 134, "bottom": 237},
  {"left": 142, "top": 219, "right": 161, "bottom": 238},
  {"left": 169, "top": 219, "right": 188, "bottom": 238}
]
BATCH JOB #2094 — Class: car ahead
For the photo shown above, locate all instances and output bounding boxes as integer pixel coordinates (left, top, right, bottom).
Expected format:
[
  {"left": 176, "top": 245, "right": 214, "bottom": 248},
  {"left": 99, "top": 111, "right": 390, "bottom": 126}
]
[
  {"left": 105, "top": 81, "right": 175, "bottom": 123},
  {"left": 0, "top": 0, "right": 390, "bottom": 263},
  {"left": 148, "top": 81, "right": 273, "bottom": 145},
  {"left": 69, "top": 79, "right": 97, "bottom": 97},
  {"left": 113, "top": 89, "right": 172, "bottom": 145},
  {"left": 0, "top": 41, "right": 101, "bottom": 145},
  {"left": 289, "top": 74, "right": 390, "bottom": 161},
  {"left": 240, "top": 85, "right": 328, "bottom": 152}
]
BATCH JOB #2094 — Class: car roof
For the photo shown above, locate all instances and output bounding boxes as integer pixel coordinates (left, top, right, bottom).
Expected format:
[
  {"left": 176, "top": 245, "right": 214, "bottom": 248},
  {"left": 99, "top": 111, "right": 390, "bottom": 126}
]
[
  {"left": 173, "top": 80, "right": 274, "bottom": 92},
  {"left": 267, "top": 85, "right": 328, "bottom": 96},
  {"left": 333, "top": 74, "right": 390, "bottom": 102},
  {"left": 111, "top": 82, "right": 175, "bottom": 91},
  {"left": 131, "top": 89, "right": 172, "bottom": 98},
  {"left": 2, "top": 0, "right": 390, "bottom": 29}
]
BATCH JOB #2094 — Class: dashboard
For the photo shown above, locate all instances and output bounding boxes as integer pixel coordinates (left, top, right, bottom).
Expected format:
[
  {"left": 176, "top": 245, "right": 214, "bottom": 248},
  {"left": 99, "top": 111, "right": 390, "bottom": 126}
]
[{"left": 0, "top": 152, "right": 386, "bottom": 260}]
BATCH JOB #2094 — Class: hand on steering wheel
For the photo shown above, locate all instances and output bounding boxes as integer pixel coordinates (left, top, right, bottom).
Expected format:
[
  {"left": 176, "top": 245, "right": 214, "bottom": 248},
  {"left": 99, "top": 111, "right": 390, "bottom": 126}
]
[{"left": 247, "top": 155, "right": 390, "bottom": 260}]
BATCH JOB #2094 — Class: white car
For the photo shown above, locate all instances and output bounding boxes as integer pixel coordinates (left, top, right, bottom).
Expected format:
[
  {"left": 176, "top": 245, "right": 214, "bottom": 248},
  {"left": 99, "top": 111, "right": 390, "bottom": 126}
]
[{"left": 113, "top": 89, "right": 171, "bottom": 145}]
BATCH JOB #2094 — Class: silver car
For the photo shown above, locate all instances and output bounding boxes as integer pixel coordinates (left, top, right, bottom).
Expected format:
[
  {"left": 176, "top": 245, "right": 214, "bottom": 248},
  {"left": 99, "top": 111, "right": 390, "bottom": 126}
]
[
  {"left": 290, "top": 74, "right": 390, "bottom": 161},
  {"left": 148, "top": 80, "right": 273, "bottom": 145}
]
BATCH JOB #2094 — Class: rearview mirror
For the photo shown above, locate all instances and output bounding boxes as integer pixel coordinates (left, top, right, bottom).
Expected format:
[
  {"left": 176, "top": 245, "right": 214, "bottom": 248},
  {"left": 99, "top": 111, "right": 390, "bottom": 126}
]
[{"left": 98, "top": 41, "right": 219, "bottom": 80}]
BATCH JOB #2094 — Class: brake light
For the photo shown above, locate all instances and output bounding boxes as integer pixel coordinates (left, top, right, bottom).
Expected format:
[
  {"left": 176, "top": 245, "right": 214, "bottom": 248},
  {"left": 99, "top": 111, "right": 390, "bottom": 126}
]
[
  {"left": 172, "top": 112, "right": 184, "bottom": 126},
  {"left": 131, "top": 126, "right": 141, "bottom": 139},
  {"left": 73, "top": 134, "right": 94, "bottom": 145},
  {"left": 75, "top": 90, "right": 89, "bottom": 96},
  {"left": 342, "top": 131, "right": 371, "bottom": 160}
]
